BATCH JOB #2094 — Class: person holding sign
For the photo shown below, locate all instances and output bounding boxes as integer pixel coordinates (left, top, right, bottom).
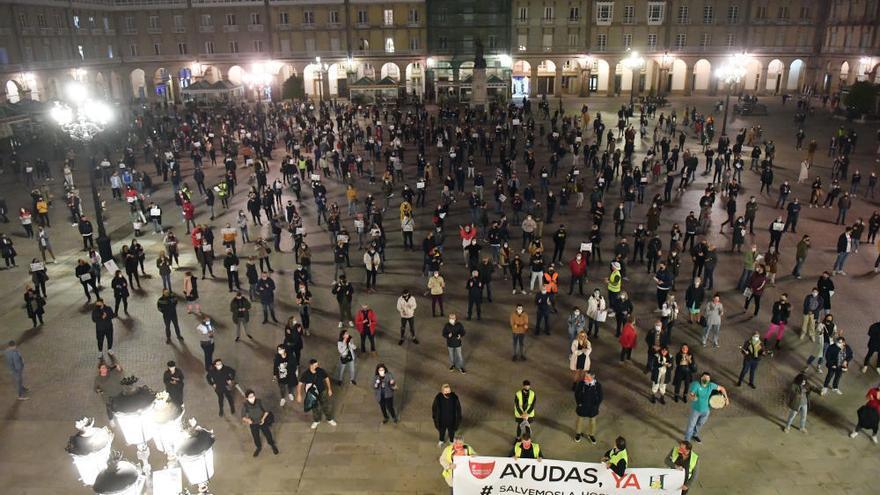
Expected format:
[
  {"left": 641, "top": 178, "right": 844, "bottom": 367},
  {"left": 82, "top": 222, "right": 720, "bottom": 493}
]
[
  {"left": 665, "top": 440, "right": 699, "bottom": 493},
  {"left": 439, "top": 435, "right": 475, "bottom": 488},
  {"left": 601, "top": 436, "right": 628, "bottom": 477}
]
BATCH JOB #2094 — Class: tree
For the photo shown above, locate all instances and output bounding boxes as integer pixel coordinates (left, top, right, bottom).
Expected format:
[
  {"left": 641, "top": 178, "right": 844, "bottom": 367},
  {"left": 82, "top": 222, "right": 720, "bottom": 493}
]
[
  {"left": 843, "top": 81, "right": 878, "bottom": 117},
  {"left": 282, "top": 75, "right": 305, "bottom": 100}
]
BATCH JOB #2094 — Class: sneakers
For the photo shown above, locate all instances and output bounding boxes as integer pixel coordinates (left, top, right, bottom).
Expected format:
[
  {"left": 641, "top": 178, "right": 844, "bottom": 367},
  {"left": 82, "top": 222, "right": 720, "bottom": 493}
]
[
  {"left": 310, "top": 422, "right": 320, "bottom": 429},
  {"left": 16, "top": 396, "right": 30, "bottom": 401},
  {"left": 328, "top": 420, "right": 337, "bottom": 426},
  {"left": 849, "top": 431, "right": 859, "bottom": 438},
  {"left": 863, "top": 366, "right": 869, "bottom": 374},
  {"left": 873, "top": 436, "right": 879, "bottom": 444},
  {"left": 460, "top": 368, "right": 467, "bottom": 374},
  {"left": 833, "top": 388, "right": 843, "bottom": 395},
  {"left": 449, "top": 366, "right": 456, "bottom": 371},
  {"left": 783, "top": 426, "right": 790, "bottom": 433},
  {"left": 587, "top": 435, "right": 597, "bottom": 445},
  {"left": 691, "top": 435, "right": 701, "bottom": 443},
  {"left": 398, "top": 339, "right": 404, "bottom": 346},
  {"left": 338, "top": 322, "right": 344, "bottom": 328},
  {"left": 438, "top": 440, "right": 445, "bottom": 448},
  {"left": 288, "top": 393, "right": 294, "bottom": 401},
  {"left": 820, "top": 387, "right": 829, "bottom": 396},
  {"left": 280, "top": 398, "right": 286, "bottom": 407},
  {"left": 574, "top": 434, "right": 582, "bottom": 443}
]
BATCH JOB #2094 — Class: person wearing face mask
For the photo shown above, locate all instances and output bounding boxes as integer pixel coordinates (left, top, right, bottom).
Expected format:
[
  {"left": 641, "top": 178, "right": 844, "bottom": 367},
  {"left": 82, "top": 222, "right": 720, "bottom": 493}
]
[
  {"left": 442, "top": 314, "right": 466, "bottom": 373},
  {"left": 783, "top": 373, "right": 814, "bottom": 433},
  {"left": 862, "top": 321, "right": 880, "bottom": 375},
  {"left": 821, "top": 337, "right": 853, "bottom": 396},
  {"left": 510, "top": 304, "right": 529, "bottom": 361},
  {"left": 396, "top": 290, "right": 419, "bottom": 345},
  {"left": 567, "top": 306, "right": 587, "bottom": 344},
  {"left": 618, "top": 316, "right": 638, "bottom": 363},
  {"left": 737, "top": 331, "right": 768, "bottom": 388},
  {"left": 163, "top": 360, "right": 184, "bottom": 407},
  {"left": 665, "top": 440, "right": 699, "bottom": 493},
  {"left": 743, "top": 265, "right": 767, "bottom": 317},
  {"left": 427, "top": 271, "right": 446, "bottom": 316},
  {"left": 685, "top": 278, "right": 705, "bottom": 326},
  {"left": 373, "top": 363, "right": 399, "bottom": 424},
  {"left": 672, "top": 345, "right": 697, "bottom": 403},
  {"left": 432, "top": 384, "right": 463, "bottom": 447},
  {"left": 91, "top": 299, "right": 116, "bottom": 360},
  {"left": 94, "top": 363, "right": 124, "bottom": 420},
  {"left": 585, "top": 290, "right": 607, "bottom": 338},
  {"left": 513, "top": 380, "right": 537, "bottom": 441},
  {"left": 206, "top": 358, "right": 236, "bottom": 416},
  {"left": 764, "top": 293, "right": 792, "bottom": 349},
  {"left": 336, "top": 330, "right": 358, "bottom": 385},
  {"left": 573, "top": 372, "right": 603, "bottom": 444},
  {"left": 273, "top": 345, "right": 297, "bottom": 407},
  {"left": 465, "top": 270, "right": 483, "bottom": 321},
  {"left": 241, "top": 390, "right": 279, "bottom": 456},
  {"left": 684, "top": 371, "right": 728, "bottom": 443},
  {"left": 816, "top": 271, "right": 834, "bottom": 319},
  {"left": 568, "top": 252, "right": 588, "bottom": 296},
  {"left": 736, "top": 245, "right": 759, "bottom": 292},
  {"left": 439, "top": 434, "right": 475, "bottom": 487},
  {"left": 650, "top": 346, "right": 673, "bottom": 404},
  {"left": 534, "top": 287, "right": 552, "bottom": 335},
  {"left": 509, "top": 254, "right": 526, "bottom": 295},
  {"left": 613, "top": 291, "right": 634, "bottom": 338},
  {"left": 645, "top": 320, "right": 670, "bottom": 375},
  {"left": 807, "top": 313, "right": 838, "bottom": 373},
  {"left": 297, "top": 359, "right": 336, "bottom": 429},
  {"left": 800, "top": 288, "right": 823, "bottom": 341},
  {"left": 196, "top": 314, "right": 216, "bottom": 371}
]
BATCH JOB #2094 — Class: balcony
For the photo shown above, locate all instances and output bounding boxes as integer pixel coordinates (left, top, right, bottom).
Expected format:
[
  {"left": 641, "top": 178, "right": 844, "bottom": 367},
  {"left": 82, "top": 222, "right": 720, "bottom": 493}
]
[
  {"left": 276, "top": 23, "right": 291, "bottom": 31},
  {"left": 105, "top": 28, "right": 116, "bottom": 35},
  {"left": 517, "top": 18, "right": 528, "bottom": 25},
  {"left": 91, "top": 28, "right": 103, "bottom": 35},
  {"left": 541, "top": 17, "right": 555, "bottom": 26},
  {"left": 356, "top": 22, "right": 370, "bottom": 29},
  {"left": 568, "top": 17, "right": 580, "bottom": 24},
  {"left": 407, "top": 21, "right": 421, "bottom": 28},
  {"left": 199, "top": 25, "right": 214, "bottom": 33},
  {"left": 327, "top": 22, "right": 343, "bottom": 30},
  {"left": 300, "top": 22, "right": 315, "bottom": 30},
  {"left": 147, "top": 27, "right": 162, "bottom": 34},
  {"left": 223, "top": 25, "right": 239, "bottom": 33},
  {"left": 123, "top": 28, "right": 137, "bottom": 35},
  {"left": 21, "top": 27, "right": 36, "bottom": 35},
  {"left": 247, "top": 24, "right": 264, "bottom": 32},
  {"left": 173, "top": 26, "right": 186, "bottom": 33}
]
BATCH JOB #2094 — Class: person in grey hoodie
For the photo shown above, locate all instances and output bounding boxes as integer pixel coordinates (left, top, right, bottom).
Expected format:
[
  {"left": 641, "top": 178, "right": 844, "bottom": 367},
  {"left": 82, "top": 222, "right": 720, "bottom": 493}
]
[
  {"left": 373, "top": 363, "right": 399, "bottom": 423},
  {"left": 701, "top": 294, "right": 724, "bottom": 348}
]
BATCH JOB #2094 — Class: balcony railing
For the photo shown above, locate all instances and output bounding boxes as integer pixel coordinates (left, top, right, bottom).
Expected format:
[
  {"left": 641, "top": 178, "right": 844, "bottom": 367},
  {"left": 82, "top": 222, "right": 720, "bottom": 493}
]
[
  {"left": 222, "top": 25, "right": 239, "bottom": 32},
  {"left": 173, "top": 26, "right": 186, "bottom": 33},
  {"left": 147, "top": 27, "right": 162, "bottom": 34},
  {"left": 247, "top": 24, "right": 264, "bottom": 32},
  {"left": 199, "top": 25, "right": 214, "bottom": 33},
  {"left": 123, "top": 28, "right": 137, "bottom": 35},
  {"left": 276, "top": 23, "right": 291, "bottom": 31}
]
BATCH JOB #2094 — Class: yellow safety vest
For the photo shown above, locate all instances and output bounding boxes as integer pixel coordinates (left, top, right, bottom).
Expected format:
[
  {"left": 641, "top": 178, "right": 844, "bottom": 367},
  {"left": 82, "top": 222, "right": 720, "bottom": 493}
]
[
  {"left": 670, "top": 449, "right": 699, "bottom": 481},
  {"left": 608, "top": 448, "right": 628, "bottom": 469},
  {"left": 514, "top": 442, "right": 541, "bottom": 459},
  {"left": 441, "top": 444, "right": 474, "bottom": 484},
  {"left": 514, "top": 389, "right": 536, "bottom": 418},
  {"left": 608, "top": 271, "right": 622, "bottom": 292}
]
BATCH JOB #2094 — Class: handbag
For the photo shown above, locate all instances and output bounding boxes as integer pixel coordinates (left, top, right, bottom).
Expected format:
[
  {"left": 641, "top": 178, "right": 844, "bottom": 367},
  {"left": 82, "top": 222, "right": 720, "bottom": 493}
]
[
  {"left": 743, "top": 287, "right": 753, "bottom": 298},
  {"left": 303, "top": 386, "right": 319, "bottom": 412},
  {"left": 699, "top": 315, "right": 707, "bottom": 327},
  {"left": 340, "top": 347, "right": 353, "bottom": 364}
]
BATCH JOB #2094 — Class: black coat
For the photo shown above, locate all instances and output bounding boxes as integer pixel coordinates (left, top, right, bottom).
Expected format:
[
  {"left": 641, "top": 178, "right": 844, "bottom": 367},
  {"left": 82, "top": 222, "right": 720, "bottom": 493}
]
[
  {"left": 574, "top": 380, "right": 603, "bottom": 417},
  {"left": 432, "top": 392, "right": 462, "bottom": 429},
  {"left": 91, "top": 306, "right": 115, "bottom": 331},
  {"left": 868, "top": 322, "right": 880, "bottom": 351}
]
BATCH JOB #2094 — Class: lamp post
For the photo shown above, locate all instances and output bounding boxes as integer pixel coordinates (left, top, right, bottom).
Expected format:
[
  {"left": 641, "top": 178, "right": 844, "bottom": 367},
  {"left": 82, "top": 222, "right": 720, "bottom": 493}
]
[
  {"left": 659, "top": 52, "right": 674, "bottom": 97},
  {"left": 578, "top": 55, "right": 593, "bottom": 97},
  {"left": 314, "top": 56, "right": 329, "bottom": 102},
  {"left": 50, "top": 81, "right": 115, "bottom": 262},
  {"left": 109, "top": 381, "right": 156, "bottom": 478},
  {"left": 175, "top": 420, "right": 216, "bottom": 494},
  {"left": 715, "top": 53, "right": 749, "bottom": 136},
  {"left": 67, "top": 418, "right": 115, "bottom": 486},
  {"left": 622, "top": 49, "right": 645, "bottom": 109},
  {"left": 92, "top": 459, "right": 146, "bottom": 495}
]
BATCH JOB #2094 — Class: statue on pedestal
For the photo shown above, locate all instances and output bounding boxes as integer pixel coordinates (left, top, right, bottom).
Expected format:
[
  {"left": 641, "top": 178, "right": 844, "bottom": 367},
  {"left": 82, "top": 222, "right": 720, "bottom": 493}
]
[{"left": 474, "top": 38, "right": 487, "bottom": 69}]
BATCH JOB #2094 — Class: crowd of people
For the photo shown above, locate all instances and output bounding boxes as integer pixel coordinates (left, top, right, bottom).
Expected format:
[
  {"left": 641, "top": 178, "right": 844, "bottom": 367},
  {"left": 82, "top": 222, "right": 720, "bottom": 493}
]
[{"left": 2, "top": 92, "right": 880, "bottom": 491}]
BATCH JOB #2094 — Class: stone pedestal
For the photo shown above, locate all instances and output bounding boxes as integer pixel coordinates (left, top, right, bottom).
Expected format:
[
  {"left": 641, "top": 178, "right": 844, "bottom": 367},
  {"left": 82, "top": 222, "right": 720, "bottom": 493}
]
[{"left": 471, "top": 68, "right": 487, "bottom": 109}]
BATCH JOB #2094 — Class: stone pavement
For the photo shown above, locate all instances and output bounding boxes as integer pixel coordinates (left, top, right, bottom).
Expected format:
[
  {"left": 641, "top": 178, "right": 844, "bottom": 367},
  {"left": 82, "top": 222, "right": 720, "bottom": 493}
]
[{"left": 0, "top": 95, "right": 878, "bottom": 495}]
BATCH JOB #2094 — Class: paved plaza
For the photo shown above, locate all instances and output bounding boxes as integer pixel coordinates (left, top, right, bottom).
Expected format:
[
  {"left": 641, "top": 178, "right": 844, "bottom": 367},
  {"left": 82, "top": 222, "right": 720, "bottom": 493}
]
[{"left": 0, "top": 95, "right": 879, "bottom": 494}]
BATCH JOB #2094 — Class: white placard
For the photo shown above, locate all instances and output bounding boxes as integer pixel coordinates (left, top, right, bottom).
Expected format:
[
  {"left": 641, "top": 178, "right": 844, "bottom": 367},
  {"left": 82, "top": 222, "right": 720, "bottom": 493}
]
[
  {"left": 641, "top": 177, "right": 649, "bottom": 183},
  {"left": 354, "top": 220, "right": 365, "bottom": 229},
  {"left": 512, "top": 119, "right": 521, "bottom": 126},
  {"left": 453, "top": 456, "right": 683, "bottom": 495},
  {"left": 30, "top": 262, "right": 45, "bottom": 272},
  {"left": 103, "top": 260, "right": 119, "bottom": 274},
  {"left": 573, "top": 169, "right": 581, "bottom": 175},
  {"left": 202, "top": 243, "right": 213, "bottom": 252},
  {"left": 580, "top": 242, "right": 592, "bottom": 252},
  {"left": 296, "top": 227, "right": 305, "bottom": 235},
  {"left": 575, "top": 136, "right": 582, "bottom": 143},
  {"left": 150, "top": 207, "right": 161, "bottom": 216},
  {"left": 337, "top": 235, "right": 349, "bottom": 243},
  {"left": 772, "top": 222, "right": 784, "bottom": 231},
  {"left": 229, "top": 264, "right": 238, "bottom": 272},
  {"left": 541, "top": 173, "right": 548, "bottom": 178},
  {"left": 311, "top": 174, "right": 320, "bottom": 181},
  {"left": 498, "top": 194, "right": 507, "bottom": 203},
  {"left": 416, "top": 181, "right": 425, "bottom": 189}
]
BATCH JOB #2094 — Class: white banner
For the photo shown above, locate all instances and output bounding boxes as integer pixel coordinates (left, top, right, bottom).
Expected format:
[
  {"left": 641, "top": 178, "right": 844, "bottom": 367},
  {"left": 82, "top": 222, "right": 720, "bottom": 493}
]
[{"left": 453, "top": 456, "right": 684, "bottom": 495}]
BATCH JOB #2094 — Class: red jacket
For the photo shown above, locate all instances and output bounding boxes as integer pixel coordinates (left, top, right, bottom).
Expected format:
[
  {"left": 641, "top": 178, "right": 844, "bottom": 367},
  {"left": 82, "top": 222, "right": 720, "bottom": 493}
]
[
  {"left": 182, "top": 201, "right": 195, "bottom": 220},
  {"left": 569, "top": 257, "right": 588, "bottom": 277},
  {"left": 355, "top": 309, "right": 378, "bottom": 335},
  {"left": 190, "top": 227, "right": 203, "bottom": 248},
  {"left": 618, "top": 323, "right": 637, "bottom": 349}
]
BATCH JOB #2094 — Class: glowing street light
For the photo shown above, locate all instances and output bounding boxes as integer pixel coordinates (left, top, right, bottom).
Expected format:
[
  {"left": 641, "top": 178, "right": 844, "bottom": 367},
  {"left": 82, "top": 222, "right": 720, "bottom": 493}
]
[
  {"left": 175, "top": 419, "right": 216, "bottom": 494},
  {"left": 622, "top": 49, "right": 645, "bottom": 108},
  {"left": 715, "top": 52, "right": 750, "bottom": 135},
  {"left": 66, "top": 418, "right": 114, "bottom": 486}
]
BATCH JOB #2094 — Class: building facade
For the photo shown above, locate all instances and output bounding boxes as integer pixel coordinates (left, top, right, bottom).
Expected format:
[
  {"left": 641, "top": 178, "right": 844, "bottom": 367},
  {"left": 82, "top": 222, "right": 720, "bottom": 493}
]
[{"left": 0, "top": 0, "right": 877, "bottom": 104}]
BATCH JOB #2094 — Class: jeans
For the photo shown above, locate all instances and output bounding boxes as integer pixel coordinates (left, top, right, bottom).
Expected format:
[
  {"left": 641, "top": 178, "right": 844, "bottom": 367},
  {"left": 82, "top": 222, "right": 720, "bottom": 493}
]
[
  {"left": 738, "top": 359, "right": 759, "bottom": 385},
  {"left": 785, "top": 404, "right": 808, "bottom": 430},
  {"left": 214, "top": 388, "right": 235, "bottom": 414},
  {"left": 736, "top": 269, "right": 754, "bottom": 291},
  {"left": 437, "top": 425, "right": 456, "bottom": 443},
  {"left": 337, "top": 359, "right": 357, "bottom": 383},
  {"left": 12, "top": 370, "right": 24, "bottom": 397},
  {"left": 833, "top": 252, "right": 849, "bottom": 272},
  {"left": 96, "top": 329, "right": 113, "bottom": 352},
  {"left": 163, "top": 315, "right": 181, "bottom": 339},
  {"left": 684, "top": 408, "right": 711, "bottom": 441},
  {"left": 823, "top": 367, "right": 843, "bottom": 389},
  {"left": 200, "top": 341, "right": 214, "bottom": 371},
  {"left": 702, "top": 324, "right": 721, "bottom": 346},
  {"left": 535, "top": 310, "right": 550, "bottom": 334},
  {"left": 160, "top": 273, "right": 172, "bottom": 291},
  {"left": 529, "top": 271, "right": 543, "bottom": 291},
  {"left": 792, "top": 257, "right": 805, "bottom": 277},
  {"left": 379, "top": 396, "right": 398, "bottom": 420},
  {"left": 262, "top": 302, "right": 278, "bottom": 322},
  {"left": 234, "top": 319, "right": 249, "bottom": 339},
  {"left": 400, "top": 317, "right": 416, "bottom": 339},
  {"left": 512, "top": 334, "right": 525, "bottom": 358},
  {"left": 447, "top": 346, "right": 465, "bottom": 369}
]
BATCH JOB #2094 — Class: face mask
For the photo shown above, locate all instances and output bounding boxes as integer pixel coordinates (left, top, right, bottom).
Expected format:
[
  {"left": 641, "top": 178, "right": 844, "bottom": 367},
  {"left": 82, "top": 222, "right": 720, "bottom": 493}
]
[
  {"left": 449, "top": 319, "right": 455, "bottom": 325},
  {"left": 752, "top": 336, "right": 760, "bottom": 343},
  {"left": 655, "top": 325, "right": 662, "bottom": 331},
  {"left": 812, "top": 291, "right": 818, "bottom": 297},
  {"left": 247, "top": 397, "right": 255, "bottom": 403},
  {"left": 516, "top": 309, "right": 523, "bottom": 314},
  {"left": 701, "top": 378, "right": 710, "bottom": 385}
]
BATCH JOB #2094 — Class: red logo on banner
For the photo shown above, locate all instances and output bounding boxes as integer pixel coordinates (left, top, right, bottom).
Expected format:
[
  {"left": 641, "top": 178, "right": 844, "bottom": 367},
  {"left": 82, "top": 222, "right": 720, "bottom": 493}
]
[{"left": 469, "top": 460, "right": 496, "bottom": 479}]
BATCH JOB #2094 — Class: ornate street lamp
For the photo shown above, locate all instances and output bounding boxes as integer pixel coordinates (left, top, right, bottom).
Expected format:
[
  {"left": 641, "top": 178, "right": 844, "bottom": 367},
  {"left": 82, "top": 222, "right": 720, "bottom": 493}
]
[
  {"left": 659, "top": 52, "right": 674, "bottom": 97},
  {"left": 622, "top": 49, "right": 645, "bottom": 108},
  {"left": 150, "top": 392, "right": 185, "bottom": 457},
  {"left": 67, "top": 418, "right": 115, "bottom": 486},
  {"left": 314, "top": 56, "right": 329, "bottom": 102},
  {"left": 715, "top": 53, "right": 750, "bottom": 136},
  {"left": 50, "top": 80, "right": 115, "bottom": 261},
  {"left": 92, "top": 459, "right": 146, "bottom": 495},
  {"left": 175, "top": 420, "right": 216, "bottom": 494},
  {"left": 110, "top": 378, "right": 156, "bottom": 477},
  {"left": 579, "top": 54, "right": 593, "bottom": 97}
]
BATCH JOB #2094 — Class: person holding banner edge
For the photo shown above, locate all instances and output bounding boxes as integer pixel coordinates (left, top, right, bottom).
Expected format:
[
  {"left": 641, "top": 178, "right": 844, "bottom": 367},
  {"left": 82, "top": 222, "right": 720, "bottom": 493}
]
[{"left": 665, "top": 440, "right": 699, "bottom": 493}]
